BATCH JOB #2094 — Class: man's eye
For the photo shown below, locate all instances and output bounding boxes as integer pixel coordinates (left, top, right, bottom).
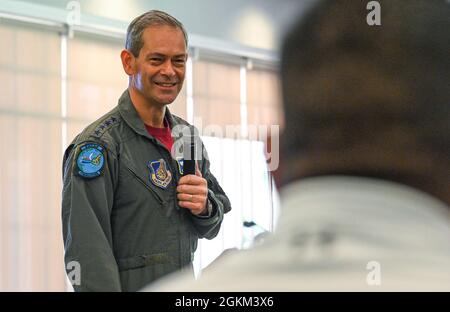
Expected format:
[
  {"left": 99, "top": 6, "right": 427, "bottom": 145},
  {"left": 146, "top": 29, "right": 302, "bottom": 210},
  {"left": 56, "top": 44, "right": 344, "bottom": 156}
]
[
  {"left": 173, "top": 59, "right": 186, "bottom": 65},
  {"left": 150, "top": 58, "right": 163, "bottom": 62}
]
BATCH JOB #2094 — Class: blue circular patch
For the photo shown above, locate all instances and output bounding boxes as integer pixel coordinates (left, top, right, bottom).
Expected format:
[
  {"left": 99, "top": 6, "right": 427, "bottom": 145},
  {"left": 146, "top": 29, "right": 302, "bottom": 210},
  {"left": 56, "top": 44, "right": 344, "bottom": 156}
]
[{"left": 76, "top": 143, "right": 105, "bottom": 178}]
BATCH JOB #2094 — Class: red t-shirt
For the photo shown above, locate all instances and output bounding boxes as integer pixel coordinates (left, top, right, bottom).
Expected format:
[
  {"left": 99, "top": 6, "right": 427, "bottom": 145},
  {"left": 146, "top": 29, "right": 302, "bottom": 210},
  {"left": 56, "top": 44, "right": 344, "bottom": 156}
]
[{"left": 144, "top": 119, "right": 173, "bottom": 152}]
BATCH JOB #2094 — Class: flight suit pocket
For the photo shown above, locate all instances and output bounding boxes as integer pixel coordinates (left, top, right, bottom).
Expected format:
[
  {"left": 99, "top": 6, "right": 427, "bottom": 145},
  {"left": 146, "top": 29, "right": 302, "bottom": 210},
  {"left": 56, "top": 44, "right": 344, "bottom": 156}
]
[
  {"left": 120, "top": 160, "right": 165, "bottom": 204},
  {"left": 117, "top": 253, "right": 173, "bottom": 270},
  {"left": 117, "top": 156, "right": 180, "bottom": 224},
  {"left": 117, "top": 253, "right": 177, "bottom": 292}
]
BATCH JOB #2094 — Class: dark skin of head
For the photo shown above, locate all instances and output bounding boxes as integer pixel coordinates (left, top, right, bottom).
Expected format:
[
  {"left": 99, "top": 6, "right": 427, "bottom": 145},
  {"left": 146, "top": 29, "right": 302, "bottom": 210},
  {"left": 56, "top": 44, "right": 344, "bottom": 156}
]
[{"left": 275, "top": 0, "right": 450, "bottom": 206}]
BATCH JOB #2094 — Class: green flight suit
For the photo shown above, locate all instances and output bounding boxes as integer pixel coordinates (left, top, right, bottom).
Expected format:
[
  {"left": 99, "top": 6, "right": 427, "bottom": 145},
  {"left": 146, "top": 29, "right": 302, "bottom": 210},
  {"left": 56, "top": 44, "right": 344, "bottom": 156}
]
[{"left": 62, "top": 90, "right": 231, "bottom": 291}]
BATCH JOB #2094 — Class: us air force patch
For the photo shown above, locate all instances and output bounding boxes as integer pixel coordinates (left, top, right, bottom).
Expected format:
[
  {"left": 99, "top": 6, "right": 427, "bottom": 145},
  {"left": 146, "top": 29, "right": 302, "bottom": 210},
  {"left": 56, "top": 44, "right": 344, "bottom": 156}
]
[
  {"left": 76, "top": 143, "right": 105, "bottom": 178},
  {"left": 176, "top": 157, "right": 184, "bottom": 175},
  {"left": 148, "top": 159, "right": 172, "bottom": 189}
]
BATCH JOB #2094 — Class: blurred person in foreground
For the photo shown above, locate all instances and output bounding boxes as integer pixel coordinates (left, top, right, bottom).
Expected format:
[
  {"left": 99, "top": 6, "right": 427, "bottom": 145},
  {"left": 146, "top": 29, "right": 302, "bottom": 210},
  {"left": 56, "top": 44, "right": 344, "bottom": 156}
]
[{"left": 144, "top": 0, "right": 450, "bottom": 291}]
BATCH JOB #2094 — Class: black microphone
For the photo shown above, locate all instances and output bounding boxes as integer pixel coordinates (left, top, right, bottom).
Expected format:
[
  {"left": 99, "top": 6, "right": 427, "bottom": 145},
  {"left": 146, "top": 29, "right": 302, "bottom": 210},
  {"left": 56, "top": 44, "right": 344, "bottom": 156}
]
[{"left": 183, "top": 129, "right": 196, "bottom": 176}]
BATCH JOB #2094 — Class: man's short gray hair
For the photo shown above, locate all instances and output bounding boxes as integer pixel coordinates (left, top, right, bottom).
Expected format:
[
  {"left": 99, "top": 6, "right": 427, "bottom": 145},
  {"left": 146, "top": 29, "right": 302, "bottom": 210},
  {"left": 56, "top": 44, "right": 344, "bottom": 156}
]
[{"left": 125, "top": 10, "right": 188, "bottom": 57}]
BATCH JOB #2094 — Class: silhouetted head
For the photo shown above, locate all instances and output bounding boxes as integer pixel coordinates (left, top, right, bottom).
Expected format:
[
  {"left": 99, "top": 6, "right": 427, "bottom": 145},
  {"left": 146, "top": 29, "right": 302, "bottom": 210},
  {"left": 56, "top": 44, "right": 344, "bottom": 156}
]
[{"left": 280, "top": 0, "right": 450, "bottom": 204}]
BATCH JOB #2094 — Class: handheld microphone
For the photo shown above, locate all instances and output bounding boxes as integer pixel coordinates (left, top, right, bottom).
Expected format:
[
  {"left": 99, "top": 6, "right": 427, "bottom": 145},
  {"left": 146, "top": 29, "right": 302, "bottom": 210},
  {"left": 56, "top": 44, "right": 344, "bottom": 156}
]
[{"left": 183, "top": 129, "right": 196, "bottom": 176}]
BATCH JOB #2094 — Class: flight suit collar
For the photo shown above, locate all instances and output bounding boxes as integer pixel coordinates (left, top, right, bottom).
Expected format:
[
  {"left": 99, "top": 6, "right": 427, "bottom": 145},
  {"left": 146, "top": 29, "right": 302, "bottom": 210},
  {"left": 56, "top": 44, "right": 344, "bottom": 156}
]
[{"left": 117, "top": 89, "right": 180, "bottom": 140}]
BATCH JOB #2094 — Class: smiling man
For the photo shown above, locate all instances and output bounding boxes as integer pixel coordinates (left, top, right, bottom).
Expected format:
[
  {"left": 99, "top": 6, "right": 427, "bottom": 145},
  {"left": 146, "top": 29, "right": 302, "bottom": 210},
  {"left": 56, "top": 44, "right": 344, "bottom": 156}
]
[{"left": 61, "top": 10, "right": 231, "bottom": 292}]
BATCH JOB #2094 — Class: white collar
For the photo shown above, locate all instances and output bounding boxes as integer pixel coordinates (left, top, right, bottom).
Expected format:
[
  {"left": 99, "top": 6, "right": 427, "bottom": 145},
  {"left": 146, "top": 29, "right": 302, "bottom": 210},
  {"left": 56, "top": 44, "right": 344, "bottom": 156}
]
[{"left": 277, "top": 176, "right": 450, "bottom": 253}]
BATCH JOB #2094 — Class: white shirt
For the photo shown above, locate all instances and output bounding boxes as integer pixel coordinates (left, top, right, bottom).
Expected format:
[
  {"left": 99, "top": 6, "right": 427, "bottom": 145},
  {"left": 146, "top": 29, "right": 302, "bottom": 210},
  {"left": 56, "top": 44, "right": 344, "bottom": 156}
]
[{"left": 145, "top": 176, "right": 450, "bottom": 291}]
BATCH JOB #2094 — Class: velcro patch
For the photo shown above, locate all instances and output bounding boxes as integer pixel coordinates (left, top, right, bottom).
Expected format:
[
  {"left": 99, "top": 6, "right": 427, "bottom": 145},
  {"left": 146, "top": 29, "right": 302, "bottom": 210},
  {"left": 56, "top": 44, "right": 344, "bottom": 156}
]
[
  {"left": 75, "top": 143, "right": 105, "bottom": 178},
  {"left": 148, "top": 159, "right": 172, "bottom": 189}
]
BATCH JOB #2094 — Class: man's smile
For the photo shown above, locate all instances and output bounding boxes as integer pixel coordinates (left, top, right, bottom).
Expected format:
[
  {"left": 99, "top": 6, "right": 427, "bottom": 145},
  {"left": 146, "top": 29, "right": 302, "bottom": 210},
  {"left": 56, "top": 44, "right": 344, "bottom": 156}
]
[{"left": 154, "top": 81, "right": 177, "bottom": 89}]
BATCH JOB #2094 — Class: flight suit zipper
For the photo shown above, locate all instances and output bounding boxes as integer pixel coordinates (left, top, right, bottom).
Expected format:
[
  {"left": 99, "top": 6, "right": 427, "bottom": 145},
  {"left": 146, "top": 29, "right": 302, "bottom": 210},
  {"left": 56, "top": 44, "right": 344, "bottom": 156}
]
[
  {"left": 157, "top": 146, "right": 186, "bottom": 269},
  {"left": 151, "top": 132, "right": 190, "bottom": 269}
]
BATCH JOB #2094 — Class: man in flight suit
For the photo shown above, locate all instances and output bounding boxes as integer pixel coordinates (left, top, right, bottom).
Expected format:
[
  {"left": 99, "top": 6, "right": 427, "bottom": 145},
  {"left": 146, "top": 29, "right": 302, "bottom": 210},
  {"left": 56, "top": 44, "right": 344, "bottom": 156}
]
[{"left": 61, "top": 10, "right": 231, "bottom": 292}]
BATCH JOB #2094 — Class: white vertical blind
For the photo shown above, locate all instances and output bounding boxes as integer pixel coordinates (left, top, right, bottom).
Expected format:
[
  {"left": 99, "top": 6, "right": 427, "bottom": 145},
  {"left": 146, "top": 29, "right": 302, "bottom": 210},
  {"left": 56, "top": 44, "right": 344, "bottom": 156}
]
[{"left": 0, "top": 22, "right": 66, "bottom": 291}]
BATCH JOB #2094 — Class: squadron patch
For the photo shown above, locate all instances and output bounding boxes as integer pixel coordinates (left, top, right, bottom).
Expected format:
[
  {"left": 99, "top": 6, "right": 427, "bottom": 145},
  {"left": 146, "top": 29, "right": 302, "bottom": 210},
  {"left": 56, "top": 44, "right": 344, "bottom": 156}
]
[
  {"left": 76, "top": 143, "right": 105, "bottom": 178},
  {"left": 176, "top": 157, "right": 184, "bottom": 175},
  {"left": 148, "top": 159, "right": 172, "bottom": 189}
]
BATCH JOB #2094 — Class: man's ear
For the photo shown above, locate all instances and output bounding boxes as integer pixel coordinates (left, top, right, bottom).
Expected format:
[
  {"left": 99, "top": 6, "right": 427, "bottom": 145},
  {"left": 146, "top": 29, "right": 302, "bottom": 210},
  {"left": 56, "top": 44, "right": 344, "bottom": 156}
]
[{"left": 120, "top": 49, "right": 136, "bottom": 76}]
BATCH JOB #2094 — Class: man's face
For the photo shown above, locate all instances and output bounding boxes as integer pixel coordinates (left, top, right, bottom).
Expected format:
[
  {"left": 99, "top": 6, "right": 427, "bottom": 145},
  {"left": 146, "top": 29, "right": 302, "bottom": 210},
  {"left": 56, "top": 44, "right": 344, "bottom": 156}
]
[{"left": 131, "top": 25, "right": 187, "bottom": 107}]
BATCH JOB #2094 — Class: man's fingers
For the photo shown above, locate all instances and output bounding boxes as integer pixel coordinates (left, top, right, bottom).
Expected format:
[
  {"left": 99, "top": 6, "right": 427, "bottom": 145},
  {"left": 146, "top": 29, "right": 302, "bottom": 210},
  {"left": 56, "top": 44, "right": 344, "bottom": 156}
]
[
  {"left": 177, "top": 184, "right": 207, "bottom": 195},
  {"left": 178, "top": 200, "right": 204, "bottom": 212},
  {"left": 178, "top": 174, "right": 205, "bottom": 186},
  {"left": 195, "top": 163, "right": 202, "bottom": 177},
  {"left": 177, "top": 193, "right": 203, "bottom": 202}
]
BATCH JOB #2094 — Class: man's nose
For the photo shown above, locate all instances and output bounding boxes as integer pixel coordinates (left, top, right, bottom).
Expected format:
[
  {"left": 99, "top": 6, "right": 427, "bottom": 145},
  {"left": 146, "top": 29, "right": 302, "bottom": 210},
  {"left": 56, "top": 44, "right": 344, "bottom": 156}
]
[{"left": 160, "top": 60, "right": 176, "bottom": 77}]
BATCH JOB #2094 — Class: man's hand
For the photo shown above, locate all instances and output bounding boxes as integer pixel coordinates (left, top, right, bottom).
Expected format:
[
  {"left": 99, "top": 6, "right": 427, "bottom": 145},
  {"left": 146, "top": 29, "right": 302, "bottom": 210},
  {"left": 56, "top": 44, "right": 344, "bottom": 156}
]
[{"left": 177, "top": 167, "right": 208, "bottom": 215}]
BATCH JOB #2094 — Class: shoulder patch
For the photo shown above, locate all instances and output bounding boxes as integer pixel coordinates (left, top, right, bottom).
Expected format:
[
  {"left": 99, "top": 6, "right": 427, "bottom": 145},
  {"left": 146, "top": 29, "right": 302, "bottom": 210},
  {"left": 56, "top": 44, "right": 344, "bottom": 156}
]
[{"left": 75, "top": 143, "right": 106, "bottom": 178}]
